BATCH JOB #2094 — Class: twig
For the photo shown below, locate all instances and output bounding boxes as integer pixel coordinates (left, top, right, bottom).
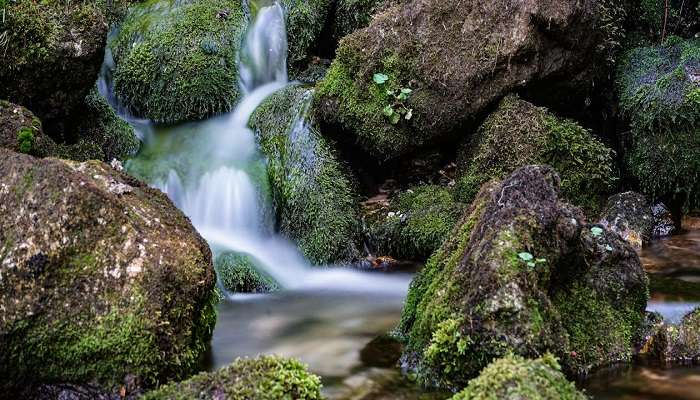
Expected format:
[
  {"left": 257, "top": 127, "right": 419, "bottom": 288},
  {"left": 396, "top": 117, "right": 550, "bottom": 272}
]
[{"left": 661, "top": 0, "right": 669, "bottom": 42}]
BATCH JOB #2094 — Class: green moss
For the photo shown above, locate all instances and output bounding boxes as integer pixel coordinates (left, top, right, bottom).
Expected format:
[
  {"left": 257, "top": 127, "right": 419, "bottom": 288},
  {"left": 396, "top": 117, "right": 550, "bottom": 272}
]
[
  {"left": 17, "top": 126, "right": 35, "bottom": 154},
  {"left": 617, "top": 38, "right": 700, "bottom": 208},
  {"left": 142, "top": 355, "right": 322, "bottom": 400},
  {"left": 216, "top": 252, "right": 279, "bottom": 293},
  {"left": 250, "top": 85, "right": 361, "bottom": 265},
  {"left": 455, "top": 94, "right": 615, "bottom": 215},
  {"left": 111, "top": 0, "right": 246, "bottom": 123},
  {"left": 451, "top": 354, "right": 586, "bottom": 400},
  {"left": 279, "top": 0, "right": 332, "bottom": 67},
  {"left": 368, "top": 185, "right": 465, "bottom": 260}
]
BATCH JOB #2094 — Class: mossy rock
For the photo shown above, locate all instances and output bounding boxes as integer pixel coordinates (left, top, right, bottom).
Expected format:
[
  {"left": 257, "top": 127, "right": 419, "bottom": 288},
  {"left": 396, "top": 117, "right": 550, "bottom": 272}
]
[
  {"left": 451, "top": 354, "right": 587, "bottom": 400},
  {"left": 0, "top": 149, "right": 217, "bottom": 396},
  {"left": 0, "top": 100, "right": 58, "bottom": 157},
  {"left": 617, "top": 38, "right": 700, "bottom": 209},
  {"left": 142, "top": 355, "right": 322, "bottom": 399},
  {"left": 110, "top": 0, "right": 247, "bottom": 124},
  {"left": 599, "top": 191, "right": 653, "bottom": 249},
  {"left": 398, "top": 166, "right": 648, "bottom": 390},
  {"left": 278, "top": 0, "right": 333, "bottom": 68},
  {"left": 216, "top": 252, "right": 279, "bottom": 293},
  {"left": 332, "top": 0, "right": 389, "bottom": 40},
  {"left": 0, "top": 0, "right": 113, "bottom": 129},
  {"left": 454, "top": 94, "right": 616, "bottom": 216},
  {"left": 366, "top": 185, "right": 465, "bottom": 261},
  {"left": 250, "top": 85, "right": 361, "bottom": 265},
  {"left": 643, "top": 307, "right": 700, "bottom": 364},
  {"left": 315, "top": 0, "right": 606, "bottom": 161}
]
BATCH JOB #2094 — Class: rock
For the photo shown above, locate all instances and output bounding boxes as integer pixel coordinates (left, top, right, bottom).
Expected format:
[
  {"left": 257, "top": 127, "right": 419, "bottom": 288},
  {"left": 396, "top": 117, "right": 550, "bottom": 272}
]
[
  {"left": 652, "top": 203, "right": 676, "bottom": 238},
  {"left": 642, "top": 308, "right": 700, "bottom": 364},
  {"left": 0, "top": 100, "right": 58, "bottom": 157},
  {"left": 315, "top": 0, "right": 612, "bottom": 160},
  {"left": 332, "top": 0, "right": 391, "bottom": 40},
  {"left": 360, "top": 334, "right": 403, "bottom": 367},
  {"left": 365, "top": 185, "right": 464, "bottom": 261},
  {"left": 0, "top": 0, "right": 109, "bottom": 131},
  {"left": 280, "top": 0, "right": 333, "bottom": 68},
  {"left": 617, "top": 38, "right": 700, "bottom": 214},
  {"left": 250, "top": 85, "right": 361, "bottom": 265},
  {"left": 397, "top": 165, "right": 648, "bottom": 390},
  {"left": 454, "top": 94, "right": 616, "bottom": 216},
  {"left": 0, "top": 149, "right": 217, "bottom": 395},
  {"left": 599, "top": 192, "right": 653, "bottom": 249},
  {"left": 451, "top": 354, "right": 587, "bottom": 400},
  {"left": 216, "top": 252, "right": 279, "bottom": 294},
  {"left": 110, "top": 0, "right": 247, "bottom": 124},
  {"left": 141, "top": 356, "right": 322, "bottom": 400}
]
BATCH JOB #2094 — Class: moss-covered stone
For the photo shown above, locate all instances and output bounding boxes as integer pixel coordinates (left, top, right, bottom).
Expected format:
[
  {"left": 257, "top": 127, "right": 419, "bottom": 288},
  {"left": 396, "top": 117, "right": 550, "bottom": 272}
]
[
  {"left": 0, "top": 149, "right": 217, "bottom": 396},
  {"left": 366, "top": 185, "right": 464, "bottom": 261},
  {"left": 279, "top": 0, "right": 333, "bottom": 68},
  {"left": 398, "top": 166, "right": 648, "bottom": 390},
  {"left": 0, "top": 100, "right": 58, "bottom": 157},
  {"left": 599, "top": 192, "right": 653, "bottom": 249},
  {"left": 315, "top": 0, "right": 606, "bottom": 160},
  {"left": 142, "top": 355, "right": 322, "bottom": 399},
  {"left": 250, "top": 85, "right": 361, "bottom": 265},
  {"left": 333, "top": 0, "right": 388, "bottom": 40},
  {"left": 216, "top": 252, "right": 279, "bottom": 293},
  {"left": 617, "top": 38, "right": 700, "bottom": 210},
  {"left": 110, "top": 0, "right": 247, "bottom": 124},
  {"left": 451, "top": 354, "right": 587, "bottom": 400},
  {"left": 454, "top": 94, "right": 616, "bottom": 216}
]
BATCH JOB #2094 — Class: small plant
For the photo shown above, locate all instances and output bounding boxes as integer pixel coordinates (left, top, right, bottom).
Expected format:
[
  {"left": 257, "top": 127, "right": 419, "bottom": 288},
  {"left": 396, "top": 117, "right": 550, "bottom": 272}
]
[
  {"left": 17, "top": 126, "right": 35, "bottom": 154},
  {"left": 590, "top": 227, "right": 604, "bottom": 237},
  {"left": 373, "top": 72, "right": 413, "bottom": 125},
  {"left": 518, "top": 251, "right": 546, "bottom": 269}
]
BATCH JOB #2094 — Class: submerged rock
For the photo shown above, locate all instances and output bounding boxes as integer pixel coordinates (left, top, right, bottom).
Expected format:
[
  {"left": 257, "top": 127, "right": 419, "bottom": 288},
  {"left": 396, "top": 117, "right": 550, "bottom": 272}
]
[
  {"left": 0, "top": 149, "right": 217, "bottom": 395},
  {"left": 617, "top": 38, "right": 700, "bottom": 213},
  {"left": 451, "top": 354, "right": 587, "bottom": 400},
  {"left": 599, "top": 192, "right": 653, "bottom": 249},
  {"left": 0, "top": 100, "right": 58, "bottom": 157},
  {"left": 398, "top": 166, "right": 648, "bottom": 390},
  {"left": 455, "top": 94, "right": 616, "bottom": 215},
  {"left": 142, "top": 355, "right": 322, "bottom": 400},
  {"left": 216, "top": 252, "right": 279, "bottom": 293},
  {"left": 250, "top": 85, "right": 361, "bottom": 265},
  {"left": 365, "top": 185, "right": 464, "bottom": 261},
  {"left": 315, "top": 0, "right": 610, "bottom": 160}
]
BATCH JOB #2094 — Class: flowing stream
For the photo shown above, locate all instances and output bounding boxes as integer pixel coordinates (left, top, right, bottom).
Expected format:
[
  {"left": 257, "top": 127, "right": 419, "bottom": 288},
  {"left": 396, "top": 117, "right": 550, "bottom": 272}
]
[{"left": 100, "top": 1, "right": 700, "bottom": 398}]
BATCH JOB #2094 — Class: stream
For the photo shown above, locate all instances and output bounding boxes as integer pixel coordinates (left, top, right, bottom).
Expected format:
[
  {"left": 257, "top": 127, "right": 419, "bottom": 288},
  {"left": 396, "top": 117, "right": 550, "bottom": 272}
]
[{"left": 101, "top": 1, "right": 700, "bottom": 398}]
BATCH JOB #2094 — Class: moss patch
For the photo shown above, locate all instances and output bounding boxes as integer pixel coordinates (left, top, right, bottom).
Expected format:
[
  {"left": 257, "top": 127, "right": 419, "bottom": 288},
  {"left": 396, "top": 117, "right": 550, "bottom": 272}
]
[{"left": 216, "top": 252, "right": 279, "bottom": 293}]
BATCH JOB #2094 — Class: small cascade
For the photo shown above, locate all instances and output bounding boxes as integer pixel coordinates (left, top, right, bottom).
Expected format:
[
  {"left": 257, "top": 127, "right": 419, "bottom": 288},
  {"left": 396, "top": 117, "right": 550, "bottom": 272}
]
[{"left": 113, "top": 1, "right": 410, "bottom": 295}]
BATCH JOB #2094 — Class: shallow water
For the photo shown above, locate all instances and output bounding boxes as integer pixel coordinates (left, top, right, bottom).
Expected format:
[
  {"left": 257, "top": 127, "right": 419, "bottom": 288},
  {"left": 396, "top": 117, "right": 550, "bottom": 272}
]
[{"left": 582, "top": 365, "right": 700, "bottom": 400}]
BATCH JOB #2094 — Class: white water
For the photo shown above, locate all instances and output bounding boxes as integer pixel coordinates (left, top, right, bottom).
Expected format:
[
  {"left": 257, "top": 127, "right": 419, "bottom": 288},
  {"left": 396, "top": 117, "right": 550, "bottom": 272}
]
[{"left": 121, "top": 2, "right": 410, "bottom": 296}]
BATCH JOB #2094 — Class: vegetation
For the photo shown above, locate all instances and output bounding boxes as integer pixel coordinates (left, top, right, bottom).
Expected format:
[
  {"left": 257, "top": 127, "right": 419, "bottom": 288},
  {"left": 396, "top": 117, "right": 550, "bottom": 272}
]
[
  {"left": 280, "top": 0, "right": 332, "bottom": 68},
  {"left": 216, "top": 252, "right": 279, "bottom": 294}
]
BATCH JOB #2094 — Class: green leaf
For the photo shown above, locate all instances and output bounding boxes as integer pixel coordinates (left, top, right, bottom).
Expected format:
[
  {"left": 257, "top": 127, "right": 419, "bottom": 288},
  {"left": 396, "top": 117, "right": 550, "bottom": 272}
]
[
  {"left": 535, "top": 258, "right": 546, "bottom": 263},
  {"left": 397, "top": 93, "right": 408, "bottom": 101},
  {"left": 591, "top": 227, "right": 604, "bottom": 237},
  {"left": 405, "top": 109, "right": 413, "bottom": 120},
  {"left": 401, "top": 88, "right": 413, "bottom": 94},
  {"left": 383, "top": 105, "right": 394, "bottom": 117},
  {"left": 373, "top": 73, "right": 389, "bottom": 84},
  {"left": 390, "top": 113, "right": 401, "bottom": 124},
  {"left": 527, "top": 262, "right": 536, "bottom": 268},
  {"left": 518, "top": 252, "right": 533, "bottom": 262}
]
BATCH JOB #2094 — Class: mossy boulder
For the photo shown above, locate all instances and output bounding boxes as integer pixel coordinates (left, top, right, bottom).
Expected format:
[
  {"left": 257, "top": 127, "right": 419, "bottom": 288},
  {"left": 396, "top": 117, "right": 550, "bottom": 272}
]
[
  {"left": 451, "top": 354, "right": 587, "bottom": 400},
  {"left": 599, "top": 192, "right": 653, "bottom": 249},
  {"left": 0, "top": 149, "right": 217, "bottom": 396},
  {"left": 366, "top": 185, "right": 464, "bottom": 261},
  {"left": 454, "top": 94, "right": 616, "bottom": 216},
  {"left": 397, "top": 165, "right": 648, "bottom": 390},
  {"left": 142, "top": 355, "right": 322, "bottom": 399},
  {"left": 0, "top": 0, "right": 115, "bottom": 130},
  {"left": 216, "top": 252, "right": 279, "bottom": 293},
  {"left": 617, "top": 38, "right": 700, "bottom": 212},
  {"left": 279, "top": 0, "right": 333, "bottom": 68},
  {"left": 110, "top": 0, "right": 247, "bottom": 124},
  {"left": 250, "top": 85, "right": 361, "bottom": 265},
  {"left": 0, "top": 100, "right": 58, "bottom": 157},
  {"left": 315, "top": 0, "right": 607, "bottom": 160}
]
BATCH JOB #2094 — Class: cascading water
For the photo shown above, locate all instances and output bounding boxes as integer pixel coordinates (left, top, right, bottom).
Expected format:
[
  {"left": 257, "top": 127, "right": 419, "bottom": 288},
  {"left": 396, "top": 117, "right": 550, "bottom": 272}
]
[{"left": 111, "top": 2, "right": 410, "bottom": 294}]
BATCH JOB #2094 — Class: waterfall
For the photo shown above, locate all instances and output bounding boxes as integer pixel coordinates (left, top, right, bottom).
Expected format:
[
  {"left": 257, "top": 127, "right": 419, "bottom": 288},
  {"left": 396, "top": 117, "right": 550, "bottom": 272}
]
[{"left": 111, "top": 1, "right": 410, "bottom": 295}]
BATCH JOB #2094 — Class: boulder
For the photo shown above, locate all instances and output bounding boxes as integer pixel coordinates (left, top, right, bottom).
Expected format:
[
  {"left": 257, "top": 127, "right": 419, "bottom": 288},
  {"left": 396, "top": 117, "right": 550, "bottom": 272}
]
[
  {"left": 365, "top": 185, "right": 464, "bottom": 261},
  {"left": 0, "top": 0, "right": 109, "bottom": 131},
  {"left": 250, "top": 85, "right": 361, "bottom": 265},
  {"left": 454, "top": 94, "right": 616, "bottom": 216},
  {"left": 451, "top": 354, "right": 587, "bottom": 400},
  {"left": 617, "top": 37, "right": 700, "bottom": 214},
  {"left": 142, "top": 356, "right": 322, "bottom": 400},
  {"left": 599, "top": 192, "right": 653, "bottom": 249},
  {"left": 315, "top": 0, "right": 612, "bottom": 160},
  {"left": 0, "top": 149, "right": 217, "bottom": 395},
  {"left": 397, "top": 165, "right": 648, "bottom": 390},
  {"left": 216, "top": 252, "right": 279, "bottom": 294},
  {"left": 652, "top": 202, "right": 677, "bottom": 238},
  {"left": 0, "top": 100, "right": 58, "bottom": 157},
  {"left": 642, "top": 307, "right": 700, "bottom": 364},
  {"left": 280, "top": 0, "right": 333, "bottom": 68}
]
